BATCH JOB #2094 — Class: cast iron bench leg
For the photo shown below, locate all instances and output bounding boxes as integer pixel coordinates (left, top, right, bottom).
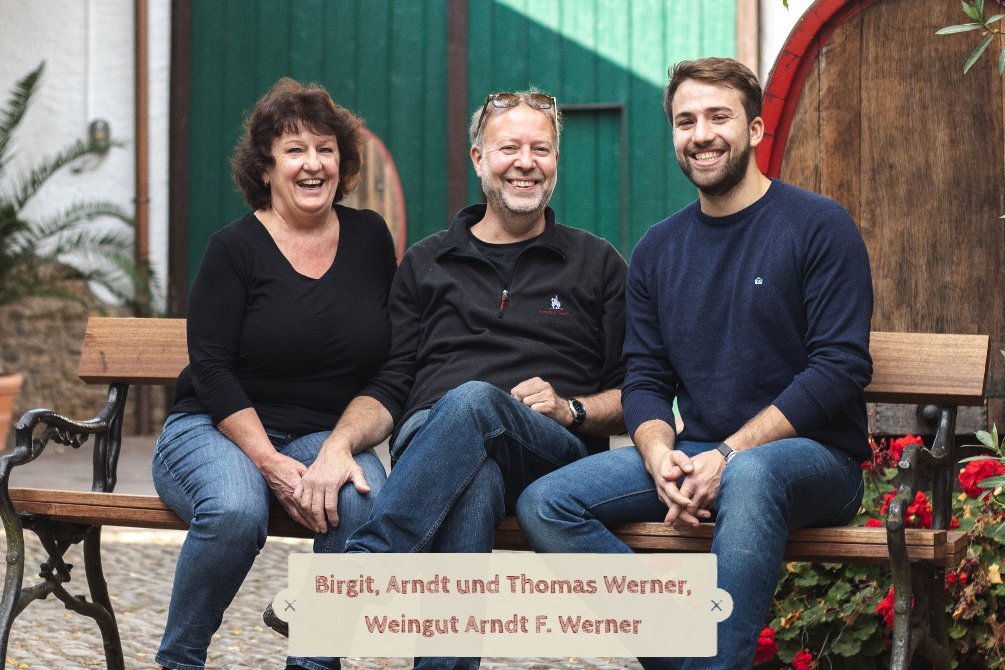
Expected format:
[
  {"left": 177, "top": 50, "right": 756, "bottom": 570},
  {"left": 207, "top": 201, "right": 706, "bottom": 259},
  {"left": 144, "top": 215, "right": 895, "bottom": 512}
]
[
  {"left": 0, "top": 500, "right": 28, "bottom": 665},
  {"left": 83, "top": 528, "right": 124, "bottom": 670}
]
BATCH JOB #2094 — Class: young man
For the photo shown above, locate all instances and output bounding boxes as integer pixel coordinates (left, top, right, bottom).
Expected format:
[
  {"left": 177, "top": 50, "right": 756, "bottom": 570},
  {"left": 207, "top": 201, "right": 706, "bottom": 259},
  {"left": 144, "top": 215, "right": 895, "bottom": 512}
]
[
  {"left": 517, "top": 58, "right": 873, "bottom": 669},
  {"left": 288, "top": 90, "right": 627, "bottom": 670}
]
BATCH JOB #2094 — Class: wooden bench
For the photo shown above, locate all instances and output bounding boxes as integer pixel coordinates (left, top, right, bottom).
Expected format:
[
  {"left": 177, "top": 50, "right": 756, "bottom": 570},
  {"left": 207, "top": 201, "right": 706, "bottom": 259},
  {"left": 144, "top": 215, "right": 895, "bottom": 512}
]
[{"left": 0, "top": 318, "right": 990, "bottom": 670}]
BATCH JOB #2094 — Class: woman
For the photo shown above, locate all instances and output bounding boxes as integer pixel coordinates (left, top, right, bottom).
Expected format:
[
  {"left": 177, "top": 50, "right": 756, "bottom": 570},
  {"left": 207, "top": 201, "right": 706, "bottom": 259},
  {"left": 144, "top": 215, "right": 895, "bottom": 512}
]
[{"left": 153, "top": 78, "right": 394, "bottom": 670}]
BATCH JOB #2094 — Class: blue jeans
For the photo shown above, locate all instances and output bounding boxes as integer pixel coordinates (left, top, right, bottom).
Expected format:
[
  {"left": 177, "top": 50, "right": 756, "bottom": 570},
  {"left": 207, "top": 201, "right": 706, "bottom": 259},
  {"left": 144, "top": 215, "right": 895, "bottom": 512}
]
[
  {"left": 343, "top": 381, "right": 590, "bottom": 670},
  {"left": 152, "top": 412, "right": 387, "bottom": 670},
  {"left": 516, "top": 438, "right": 864, "bottom": 670}
]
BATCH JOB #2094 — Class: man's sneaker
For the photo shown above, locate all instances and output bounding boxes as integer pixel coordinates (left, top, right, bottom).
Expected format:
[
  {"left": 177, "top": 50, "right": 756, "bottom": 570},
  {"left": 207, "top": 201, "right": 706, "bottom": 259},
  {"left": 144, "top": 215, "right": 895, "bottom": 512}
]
[{"left": 263, "top": 602, "right": 289, "bottom": 638}]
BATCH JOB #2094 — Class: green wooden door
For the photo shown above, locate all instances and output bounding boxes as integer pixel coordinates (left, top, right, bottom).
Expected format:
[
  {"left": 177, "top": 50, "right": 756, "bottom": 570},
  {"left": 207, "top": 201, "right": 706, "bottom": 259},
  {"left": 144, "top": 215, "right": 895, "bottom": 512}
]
[
  {"left": 465, "top": 0, "right": 736, "bottom": 256},
  {"left": 184, "top": 0, "right": 449, "bottom": 285},
  {"left": 549, "top": 107, "right": 624, "bottom": 247}
]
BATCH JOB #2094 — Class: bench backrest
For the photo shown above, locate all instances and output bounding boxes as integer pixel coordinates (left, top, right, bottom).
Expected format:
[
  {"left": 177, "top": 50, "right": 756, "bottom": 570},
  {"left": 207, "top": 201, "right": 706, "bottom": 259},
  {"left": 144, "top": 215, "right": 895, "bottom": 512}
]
[
  {"left": 79, "top": 317, "right": 187, "bottom": 385},
  {"left": 77, "top": 318, "right": 991, "bottom": 405}
]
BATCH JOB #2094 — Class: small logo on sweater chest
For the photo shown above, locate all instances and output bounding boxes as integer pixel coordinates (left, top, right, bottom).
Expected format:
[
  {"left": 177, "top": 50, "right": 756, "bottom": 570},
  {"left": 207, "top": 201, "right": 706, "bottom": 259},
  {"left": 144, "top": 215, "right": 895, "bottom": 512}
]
[{"left": 754, "top": 276, "right": 763, "bottom": 285}]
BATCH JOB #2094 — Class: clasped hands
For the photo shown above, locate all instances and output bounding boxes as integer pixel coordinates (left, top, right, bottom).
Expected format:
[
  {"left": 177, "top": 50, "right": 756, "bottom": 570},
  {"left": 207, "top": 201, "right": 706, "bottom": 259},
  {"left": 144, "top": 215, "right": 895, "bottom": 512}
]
[{"left": 654, "top": 448, "right": 724, "bottom": 528}]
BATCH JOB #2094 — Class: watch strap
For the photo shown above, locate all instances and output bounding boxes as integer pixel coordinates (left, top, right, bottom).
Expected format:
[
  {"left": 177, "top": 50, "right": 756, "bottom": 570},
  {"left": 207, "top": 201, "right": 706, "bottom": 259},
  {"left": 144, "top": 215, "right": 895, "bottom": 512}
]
[
  {"left": 715, "top": 442, "right": 736, "bottom": 464},
  {"left": 568, "top": 398, "right": 586, "bottom": 427}
]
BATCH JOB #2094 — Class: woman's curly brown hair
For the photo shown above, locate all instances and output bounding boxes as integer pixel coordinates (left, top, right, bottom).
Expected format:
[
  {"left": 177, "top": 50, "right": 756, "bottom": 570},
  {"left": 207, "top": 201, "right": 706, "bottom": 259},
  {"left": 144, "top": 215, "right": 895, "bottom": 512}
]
[{"left": 231, "top": 78, "right": 364, "bottom": 210}]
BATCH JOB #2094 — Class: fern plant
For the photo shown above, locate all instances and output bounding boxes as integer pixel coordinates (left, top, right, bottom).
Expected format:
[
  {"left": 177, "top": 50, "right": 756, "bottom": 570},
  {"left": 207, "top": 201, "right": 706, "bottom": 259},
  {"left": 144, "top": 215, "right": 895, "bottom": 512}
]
[{"left": 0, "top": 62, "right": 148, "bottom": 316}]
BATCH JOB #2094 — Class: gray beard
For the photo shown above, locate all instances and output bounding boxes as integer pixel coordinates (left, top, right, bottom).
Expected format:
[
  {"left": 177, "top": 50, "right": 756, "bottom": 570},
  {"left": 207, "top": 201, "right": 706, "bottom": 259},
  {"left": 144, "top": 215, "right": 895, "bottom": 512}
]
[{"left": 479, "top": 160, "right": 555, "bottom": 217}]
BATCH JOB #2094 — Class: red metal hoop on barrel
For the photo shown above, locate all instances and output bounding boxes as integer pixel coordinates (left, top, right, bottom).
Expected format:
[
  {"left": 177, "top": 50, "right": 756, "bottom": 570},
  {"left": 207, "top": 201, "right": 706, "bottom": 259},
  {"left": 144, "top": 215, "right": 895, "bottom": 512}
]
[{"left": 759, "top": 0, "right": 880, "bottom": 177}]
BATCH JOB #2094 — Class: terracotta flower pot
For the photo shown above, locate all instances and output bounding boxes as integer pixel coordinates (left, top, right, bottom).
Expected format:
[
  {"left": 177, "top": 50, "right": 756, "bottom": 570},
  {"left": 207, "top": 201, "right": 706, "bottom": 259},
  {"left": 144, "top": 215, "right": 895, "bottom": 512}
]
[{"left": 0, "top": 372, "right": 24, "bottom": 448}]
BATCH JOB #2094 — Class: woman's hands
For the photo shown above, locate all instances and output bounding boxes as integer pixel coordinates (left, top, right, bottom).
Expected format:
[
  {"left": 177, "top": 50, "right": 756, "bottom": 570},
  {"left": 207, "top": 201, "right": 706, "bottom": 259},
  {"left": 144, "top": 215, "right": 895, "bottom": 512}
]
[
  {"left": 258, "top": 439, "right": 372, "bottom": 535},
  {"left": 294, "top": 435, "right": 372, "bottom": 533},
  {"left": 218, "top": 407, "right": 354, "bottom": 533},
  {"left": 257, "top": 451, "right": 316, "bottom": 530}
]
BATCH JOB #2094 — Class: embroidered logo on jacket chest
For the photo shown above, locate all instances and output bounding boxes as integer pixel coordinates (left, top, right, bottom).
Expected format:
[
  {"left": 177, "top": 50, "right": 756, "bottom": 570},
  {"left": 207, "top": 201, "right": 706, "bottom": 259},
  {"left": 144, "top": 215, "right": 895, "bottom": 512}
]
[{"left": 538, "top": 294, "right": 573, "bottom": 317}]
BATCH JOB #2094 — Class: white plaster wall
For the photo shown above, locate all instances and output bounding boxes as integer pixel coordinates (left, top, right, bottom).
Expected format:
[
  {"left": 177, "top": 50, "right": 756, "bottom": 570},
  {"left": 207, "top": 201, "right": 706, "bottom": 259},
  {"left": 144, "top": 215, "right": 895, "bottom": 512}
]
[
  {"left": 760, "top": 0, "right": 815, "bottom": 82},
  {"left": 0, "top": 0, "right": 170, "bottom": 309},
  {"left": 148, "top": 0, "right": 170, "bottom": 308}
]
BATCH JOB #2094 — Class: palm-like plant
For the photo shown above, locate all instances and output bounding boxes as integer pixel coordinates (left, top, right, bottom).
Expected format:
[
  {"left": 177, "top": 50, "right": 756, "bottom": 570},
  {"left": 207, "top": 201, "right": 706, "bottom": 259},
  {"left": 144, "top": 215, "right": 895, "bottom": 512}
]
[{"left": 0, "top": 62, "right": 147, "bottom": 312}]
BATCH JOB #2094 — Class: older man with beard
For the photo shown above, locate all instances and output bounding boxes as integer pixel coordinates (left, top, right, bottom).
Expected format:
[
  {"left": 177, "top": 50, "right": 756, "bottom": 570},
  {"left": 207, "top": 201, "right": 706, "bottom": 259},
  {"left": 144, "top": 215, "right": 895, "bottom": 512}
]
[
  {"left": 516, "top": 58, "right": 874, "bottom": 669},
  {"left": 282, "top": 90, "right": 627, "bottom": 670}
]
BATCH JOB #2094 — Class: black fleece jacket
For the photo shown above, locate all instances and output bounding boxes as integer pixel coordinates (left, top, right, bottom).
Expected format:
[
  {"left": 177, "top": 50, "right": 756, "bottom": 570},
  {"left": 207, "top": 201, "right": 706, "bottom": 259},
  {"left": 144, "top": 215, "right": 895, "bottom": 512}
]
[{"left": 361, "top": 204, "right": 627, "bottom": 454}]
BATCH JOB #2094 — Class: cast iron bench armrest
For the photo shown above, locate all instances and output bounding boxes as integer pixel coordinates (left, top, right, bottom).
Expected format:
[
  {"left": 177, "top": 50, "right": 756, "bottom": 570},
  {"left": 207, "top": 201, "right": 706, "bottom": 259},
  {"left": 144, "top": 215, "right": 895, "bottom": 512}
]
[
  {"left": 884, "top": 405, "right": 960, "bottom": 667},
  {"left": 1, "top": 383, "right": 129, "bottom": 494},
  {"left": 0, "top": 385, "right": 132, "bottom": 670}
]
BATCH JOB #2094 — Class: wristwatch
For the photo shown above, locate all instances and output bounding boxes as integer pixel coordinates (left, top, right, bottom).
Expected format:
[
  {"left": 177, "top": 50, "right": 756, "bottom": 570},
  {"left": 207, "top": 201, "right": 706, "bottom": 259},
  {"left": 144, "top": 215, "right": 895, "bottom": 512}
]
[
  {"left": 567, "top": 398, "right": 586, "bottom": 428},
  {"left": 716, "top": 442, "right": 738, "bottom": 464}
]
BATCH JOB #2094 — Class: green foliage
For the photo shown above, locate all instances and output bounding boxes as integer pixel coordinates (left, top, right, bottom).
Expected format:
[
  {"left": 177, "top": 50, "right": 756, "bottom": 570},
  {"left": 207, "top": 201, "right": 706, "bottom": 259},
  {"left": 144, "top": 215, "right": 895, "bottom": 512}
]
[
  {"left": 760, "top": 432, "right": 1005, "bottom": 668},
  {"left": 937, "top": 0, "right": 1005, "bottom": 74},
  {"left": 0, "top": 62, "right": 152, "bottom": 314}
]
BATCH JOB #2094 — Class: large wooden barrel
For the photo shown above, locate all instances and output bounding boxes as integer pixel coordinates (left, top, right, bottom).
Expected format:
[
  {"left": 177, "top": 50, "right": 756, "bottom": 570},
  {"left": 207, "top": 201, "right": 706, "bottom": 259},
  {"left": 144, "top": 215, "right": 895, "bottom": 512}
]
[
  {"left": 341, "top": 128, "right": 407, "bottom": 262},
  {"left": 761, "top": 0, "right": 1003, "bottom": 433}
]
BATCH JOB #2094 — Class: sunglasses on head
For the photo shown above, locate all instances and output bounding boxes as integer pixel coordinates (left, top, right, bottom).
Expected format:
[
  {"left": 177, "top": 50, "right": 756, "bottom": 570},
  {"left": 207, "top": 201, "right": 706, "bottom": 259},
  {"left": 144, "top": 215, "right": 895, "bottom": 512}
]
[{"left": 474, "top": 91, "right": 557, "bottom": 138}]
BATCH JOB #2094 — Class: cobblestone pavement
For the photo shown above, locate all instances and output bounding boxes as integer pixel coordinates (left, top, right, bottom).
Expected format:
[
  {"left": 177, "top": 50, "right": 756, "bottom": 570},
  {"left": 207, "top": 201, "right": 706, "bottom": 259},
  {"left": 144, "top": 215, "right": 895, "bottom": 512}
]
[
  {"left": 1, "top": 436, "right": 643, "bottom": 669},
  {"left": 1, "top": 529, "right": 643, "bottom": 669}
]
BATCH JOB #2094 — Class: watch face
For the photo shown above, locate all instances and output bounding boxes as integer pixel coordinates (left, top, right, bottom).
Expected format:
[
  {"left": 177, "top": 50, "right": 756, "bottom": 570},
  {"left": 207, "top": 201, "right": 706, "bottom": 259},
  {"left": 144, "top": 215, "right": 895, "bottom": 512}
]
[{"left": 570, "top": 398, "right": 586, "bottom": 425}]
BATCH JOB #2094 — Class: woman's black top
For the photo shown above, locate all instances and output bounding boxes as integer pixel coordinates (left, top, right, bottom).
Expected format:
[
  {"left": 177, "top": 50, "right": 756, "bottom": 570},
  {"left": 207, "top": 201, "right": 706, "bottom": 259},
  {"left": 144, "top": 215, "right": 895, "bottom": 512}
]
[{"left": 171, "top": 205, "right": 396, "bottom": 436}]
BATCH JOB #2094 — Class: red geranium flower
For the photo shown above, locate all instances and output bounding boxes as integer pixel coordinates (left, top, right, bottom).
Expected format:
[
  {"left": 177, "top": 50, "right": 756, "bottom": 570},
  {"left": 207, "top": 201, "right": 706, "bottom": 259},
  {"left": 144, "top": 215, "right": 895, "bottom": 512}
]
[
  {"left": 792, "top": 649, "right": 814, "bottom": 670},
  {"left": 862, "top": 436, "right": 909, "bottom": 471},
  {"left": 862, "top": 437, "right": 880, "bottom": 470},
  {"left": 945, "top": 569, "right": 969, "bottom": 589},
  {"left": 754, "top": 626, "right": 778, "bottom": 664},
  {"left": 877, "top": 585, "right": 913, "bottom": 630},
  {"left": 876, "top": 586, "right": 896, "bottom": 629},
  {"left": 880, "top": 490, "right": 896, "bottom": 515},
  {"left": 906, "top": 491, "right": 933, "bottom": 528},
  {"left": 958, "top": 459, "right": 1005, "bottom": 498},
  {"left": 865, "top": 518, "right": 883, "bottom": 527},
  {"left": 888, "top": 434, "right": 923, "bottom": 463},
  {"left": 880, "top": 490, "right": 932, "bottom": 528}
]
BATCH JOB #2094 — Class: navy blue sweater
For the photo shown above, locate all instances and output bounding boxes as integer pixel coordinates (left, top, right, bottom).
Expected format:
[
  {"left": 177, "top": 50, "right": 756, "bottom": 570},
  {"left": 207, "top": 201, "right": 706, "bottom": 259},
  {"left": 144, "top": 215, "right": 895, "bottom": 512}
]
[{"left": 622, "top": 181, "right": 873, "bottom": 461}]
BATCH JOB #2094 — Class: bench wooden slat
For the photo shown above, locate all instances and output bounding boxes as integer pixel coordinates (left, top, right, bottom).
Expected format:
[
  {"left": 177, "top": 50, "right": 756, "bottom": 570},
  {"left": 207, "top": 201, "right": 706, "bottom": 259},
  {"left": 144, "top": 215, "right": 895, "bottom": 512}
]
[
  {"left": 78, "top": 317, "right": 188, "bottom": 384},
  {"left": 496, "top": 517, "right": 952, "bottom": 564},
  {"left": 864, "top": 332, "right": 990, "bottom": 405},
  {"left": 11, "top": 489, "right": 963, "bottom": 566},
  {"left": 76, "top": 320, "right": 992, "bottom": 409},
  {"left": 10, "top": 488, "right": 313, "bottom": 538}
]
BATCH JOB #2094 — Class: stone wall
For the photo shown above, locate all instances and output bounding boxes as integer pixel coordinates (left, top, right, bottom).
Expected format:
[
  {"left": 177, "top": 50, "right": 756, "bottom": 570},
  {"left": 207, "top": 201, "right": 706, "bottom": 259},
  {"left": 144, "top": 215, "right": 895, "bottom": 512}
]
[{"left": 0, "top": 296, "right": 168, "bottom": 449}]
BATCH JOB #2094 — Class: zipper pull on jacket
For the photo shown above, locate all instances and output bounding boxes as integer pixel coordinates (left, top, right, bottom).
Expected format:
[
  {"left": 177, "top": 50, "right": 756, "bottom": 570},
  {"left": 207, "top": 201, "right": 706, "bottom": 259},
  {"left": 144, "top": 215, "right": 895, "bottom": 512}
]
[{"left": 497, "top": 289, "right": 509, "bottom": 318}]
